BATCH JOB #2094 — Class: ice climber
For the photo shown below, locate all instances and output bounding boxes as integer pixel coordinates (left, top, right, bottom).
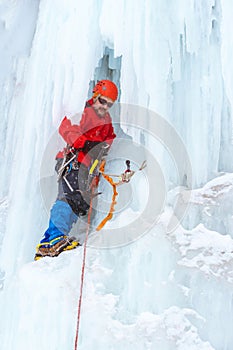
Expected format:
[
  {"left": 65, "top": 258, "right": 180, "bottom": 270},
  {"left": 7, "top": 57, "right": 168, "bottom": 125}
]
[{"left": 34, "top": 80, "right": 118, "bottom": 260}]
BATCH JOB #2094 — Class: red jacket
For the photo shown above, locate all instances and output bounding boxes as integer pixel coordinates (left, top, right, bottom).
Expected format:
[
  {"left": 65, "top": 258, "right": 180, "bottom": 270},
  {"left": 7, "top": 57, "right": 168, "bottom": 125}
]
[{"left": 56, "top": 99, "right": 116, "bottom": 167}]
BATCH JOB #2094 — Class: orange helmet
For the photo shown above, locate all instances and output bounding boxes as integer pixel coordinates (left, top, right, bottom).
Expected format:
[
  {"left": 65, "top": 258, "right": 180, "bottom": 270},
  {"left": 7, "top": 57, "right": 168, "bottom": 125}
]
[{"left": 93, "top": 80, "right": 118, "bottom": 101}]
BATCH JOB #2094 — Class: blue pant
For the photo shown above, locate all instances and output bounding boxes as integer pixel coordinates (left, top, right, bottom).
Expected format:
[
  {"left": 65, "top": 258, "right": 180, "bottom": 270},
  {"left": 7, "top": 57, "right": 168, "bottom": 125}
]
[{"left": 40, "top": 200, "right": 78, "bottom": 244}]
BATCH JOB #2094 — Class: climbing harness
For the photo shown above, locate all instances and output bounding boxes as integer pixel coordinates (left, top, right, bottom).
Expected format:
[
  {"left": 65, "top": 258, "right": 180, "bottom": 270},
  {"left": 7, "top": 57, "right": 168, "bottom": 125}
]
[{"left": 57, "top": 145, "right": 78, "bottom": 179}]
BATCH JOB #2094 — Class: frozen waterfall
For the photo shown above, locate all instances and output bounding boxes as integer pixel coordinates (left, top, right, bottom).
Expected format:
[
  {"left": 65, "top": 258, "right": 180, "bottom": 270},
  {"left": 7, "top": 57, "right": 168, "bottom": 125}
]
[{"left": 0, "top": 1, "right": 233, "bottom": 349}]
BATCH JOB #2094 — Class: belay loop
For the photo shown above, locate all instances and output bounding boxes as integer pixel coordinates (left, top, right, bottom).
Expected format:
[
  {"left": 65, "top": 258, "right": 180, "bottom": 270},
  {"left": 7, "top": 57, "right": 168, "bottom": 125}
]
[{"left": 96, "top": 159, "right": 147, "bottom": 231}]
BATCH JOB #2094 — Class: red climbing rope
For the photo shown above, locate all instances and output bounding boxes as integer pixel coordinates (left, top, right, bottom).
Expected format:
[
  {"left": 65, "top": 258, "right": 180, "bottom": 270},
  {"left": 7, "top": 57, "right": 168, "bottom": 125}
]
[{"left": 74, "top": 187, "right": 94, "bottom": 350}]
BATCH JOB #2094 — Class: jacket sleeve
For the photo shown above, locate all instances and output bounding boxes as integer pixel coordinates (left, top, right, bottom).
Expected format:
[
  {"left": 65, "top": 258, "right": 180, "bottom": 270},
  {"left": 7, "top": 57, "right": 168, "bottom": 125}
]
[
  {"left": 105, "top": 122, "right": 116, "bottom": 146},
  {"left": 72, "top": 109, "right": 99, "bottom": 148},
  {"left": 59, "top": 116, "right": 87, "bottom": 149}
]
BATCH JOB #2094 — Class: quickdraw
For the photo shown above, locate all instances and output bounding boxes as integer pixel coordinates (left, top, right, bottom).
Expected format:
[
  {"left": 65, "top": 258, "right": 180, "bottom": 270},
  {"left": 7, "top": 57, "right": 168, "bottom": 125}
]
[{"left": 96, "top": 159, "right": 147, "bottom": 231}]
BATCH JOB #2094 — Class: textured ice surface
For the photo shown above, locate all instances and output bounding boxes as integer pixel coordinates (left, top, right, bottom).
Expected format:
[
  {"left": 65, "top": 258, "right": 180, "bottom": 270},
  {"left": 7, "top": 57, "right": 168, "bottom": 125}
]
[{"left": 1, "top": 1, "right": 233, "bottom": 349}]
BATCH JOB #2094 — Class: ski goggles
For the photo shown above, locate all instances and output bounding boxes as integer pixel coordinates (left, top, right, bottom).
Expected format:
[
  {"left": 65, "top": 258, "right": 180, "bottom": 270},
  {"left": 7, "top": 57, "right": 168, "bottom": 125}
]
[{"left": 98, "top": 96, "right": 114, "bottom": 108}]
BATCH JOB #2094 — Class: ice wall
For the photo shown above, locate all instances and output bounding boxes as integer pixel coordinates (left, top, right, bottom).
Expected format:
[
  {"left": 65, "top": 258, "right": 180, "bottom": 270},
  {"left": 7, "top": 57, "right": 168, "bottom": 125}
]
[
  {"left": 0, "top": 1, "right": 233, "bottom": 349},
  {"left": 100, "top": 0, "right": 233, "bottom": 186}
]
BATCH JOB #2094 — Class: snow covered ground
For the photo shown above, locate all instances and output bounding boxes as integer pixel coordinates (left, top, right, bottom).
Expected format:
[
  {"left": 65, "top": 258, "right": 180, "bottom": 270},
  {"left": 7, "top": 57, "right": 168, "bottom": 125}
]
[{"left": 1, "top": 1, "right": 233, "bottom": 349}]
